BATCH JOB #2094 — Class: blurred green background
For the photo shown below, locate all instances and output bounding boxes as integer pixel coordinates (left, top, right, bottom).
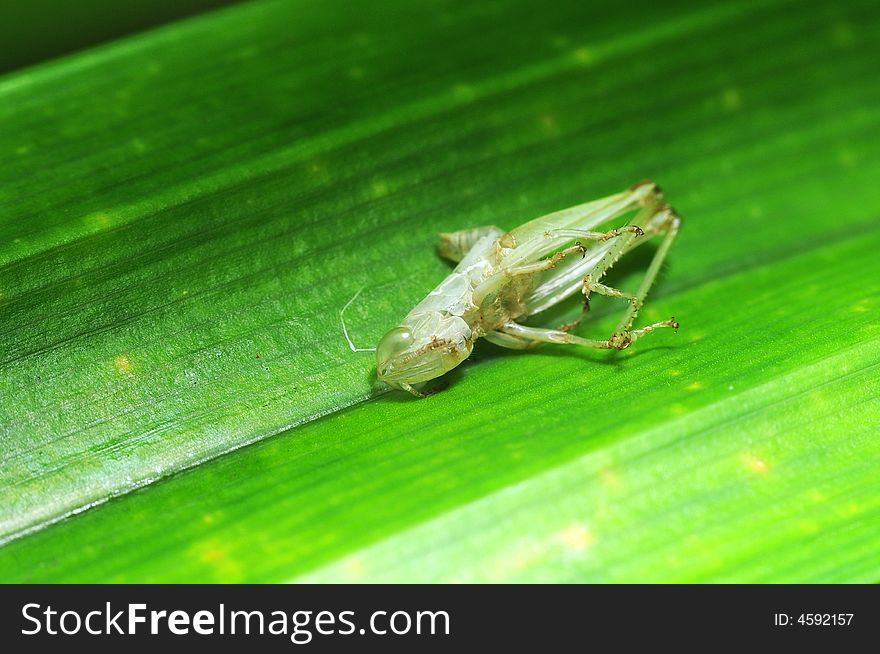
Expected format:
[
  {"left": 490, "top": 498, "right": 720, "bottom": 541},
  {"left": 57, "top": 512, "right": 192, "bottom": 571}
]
[
  {"left": 0, "top": 0, "right": 242, "bottom": 74},
  {"left": 0, "top": 0, "right": 878, "bottom": 582}
]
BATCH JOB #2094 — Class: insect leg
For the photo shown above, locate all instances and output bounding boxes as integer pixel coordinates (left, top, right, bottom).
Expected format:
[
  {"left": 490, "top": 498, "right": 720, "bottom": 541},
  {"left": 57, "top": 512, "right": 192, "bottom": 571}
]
[
  {"left": 507, "top": 224, "right": 647, "bottom": 325},
  {"left": 557, "top": 297, "right": 590, "bottom": 332},
  {"left": 505, "top": 225, "right": 644, "bottom": 277},
  {"left": 581, "top": 274, "right": 642, "bottom": 321},
  {"left": 498, "top": 319, "right": 679, "bottom": 351},
  {"left": 399, "top": 382, "right": 428, "bottom": 397},
  {"left": 544, "top": 225, "right": 644, "bottom": 242},
  {"left": 497, "top": 322, "right": 616, "bottom": 349},
  {"left": 398, "top": 380, "right": 450, "bottom": 397},
  {"left": 520, "top": 200, "right": 665, "bottom": 316},
  {"left": 504, "top": 243, "right": 588, "bottom": 276},
  {"left": 438, "top": 225, "right": 505, "bottom": 262},
  {"left": 606, "top": 208, "right": 681, "bottom": 335},
  {"left": 484, "top": 329, "right": 539, "bottom": 349},
  {"left": 502, "top": 181, "right": 661, "bottom": 268}
]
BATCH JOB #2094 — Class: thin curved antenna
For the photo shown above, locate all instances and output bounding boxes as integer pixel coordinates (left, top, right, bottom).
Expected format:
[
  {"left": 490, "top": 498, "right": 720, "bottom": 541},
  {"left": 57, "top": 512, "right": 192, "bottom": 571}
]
[{"left": 340, "top": 287, "right": 377, "bottom": 352}]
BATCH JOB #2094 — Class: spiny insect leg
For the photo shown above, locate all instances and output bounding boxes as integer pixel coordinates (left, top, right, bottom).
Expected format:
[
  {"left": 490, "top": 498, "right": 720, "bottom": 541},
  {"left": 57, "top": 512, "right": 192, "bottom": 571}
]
[
  {"left": 544, "top": 225, "right": 645, "bottom": 242},
  {"left": 612, "top": 318, "right": 680, "bottom": 349},
  {"left": 610, "top": 209, "right": 681, "bottom": 335},
  {"left": 581, "top": 274, "right": 642, "bottom": 323},
  {"left": 557, "top": 296, "right": 590, "bottom": 332},
  {"left": 507, "top": 224, "right": 646, "bottom": 277},
  {"left": 583, "top": 275, "right": 638, "bottom": 300},
  {"left": 505, "top": 243, "right": 588, "bottom": 276}
]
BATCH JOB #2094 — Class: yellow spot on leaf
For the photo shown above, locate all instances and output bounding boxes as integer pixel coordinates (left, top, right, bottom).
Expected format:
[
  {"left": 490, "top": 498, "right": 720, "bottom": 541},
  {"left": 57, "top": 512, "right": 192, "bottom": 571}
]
[
  {"left": 744, "top": 455, "right": 769, "bottom": 474},
  {"left": 342, "top": 556, "right": 365, "bottom": 577},
  {"left": 201, "top": 511, "right": 223, "bottom": 525},
  {"left": 572, "top": 47, "right": 594, "bottom": 65},
  {"left": 837, "top": 148, "right": 858, "bottom": 168},
  {"left": 687, "top": 381, "right": 702, "bottom": 391},
  {"left": 85, "top": 211, "right": 115, "bottom": 230},
  {"left": 851, "top": 298, "right": 872, "bottom": 313},
  {"left": 721, "top": 87, "right": 742, "bottom": 111},
  {"left": 668, "top": 369, "right": 682, "bottom": 377},
  {"left": 539, "top": 113, "right": 558, "bottom": 135},
  {"left": 558, "top": 524, "right": 592, "bottom": 552},
  {"left": 831, "top": 21, "right": 855, "bottom": 47},
  {"left": 370, "top": 178, "right": 389, "bottom": 198},
  {"left": 190, "top": 539, "right": 244, "bottom": 581},
  {"left": 348, "top": 66, "right": 365, "bottom": 80},
  {"left": 114, "top": 355, "right": 134, "bottom": 374},
  {"left": 599, "top": 467, "right": 620, "bottom": 487},
  {"left": 15, "top": 145, "right": 32, "bottom": 155},
  {"left": 453, "top": 83, "right": 475, "bottom": 102},
  {"left": 201, "top": 548, "right": 224, "bottom": 562}
]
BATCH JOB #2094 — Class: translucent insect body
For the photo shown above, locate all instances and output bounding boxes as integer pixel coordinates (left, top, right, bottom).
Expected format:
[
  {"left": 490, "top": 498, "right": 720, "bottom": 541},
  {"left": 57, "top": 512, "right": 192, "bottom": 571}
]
[{"left": 372, "top": 180, "right": 681, "bottom": 396}]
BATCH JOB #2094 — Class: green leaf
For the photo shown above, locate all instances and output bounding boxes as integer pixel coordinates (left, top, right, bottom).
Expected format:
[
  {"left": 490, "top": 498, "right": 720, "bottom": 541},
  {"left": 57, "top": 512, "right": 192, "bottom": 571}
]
[
  {"left": 1, "top": 0, "right": 878, "bottom": 582},
  {"left": 0, "top": 0, "right": 239, "bottom": 75}
]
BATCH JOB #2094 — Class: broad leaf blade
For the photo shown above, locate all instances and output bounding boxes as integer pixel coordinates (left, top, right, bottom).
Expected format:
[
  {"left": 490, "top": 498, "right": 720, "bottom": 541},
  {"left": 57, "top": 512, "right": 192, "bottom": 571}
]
[{"left": 1, "top": 0, "right": 878, "bottom": 581}]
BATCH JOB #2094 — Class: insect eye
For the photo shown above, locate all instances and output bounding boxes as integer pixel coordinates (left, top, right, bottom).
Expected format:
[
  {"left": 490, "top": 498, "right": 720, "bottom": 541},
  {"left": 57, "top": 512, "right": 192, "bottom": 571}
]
[{"left": 377, "top": 326, "right": 415, "bottom": 364}]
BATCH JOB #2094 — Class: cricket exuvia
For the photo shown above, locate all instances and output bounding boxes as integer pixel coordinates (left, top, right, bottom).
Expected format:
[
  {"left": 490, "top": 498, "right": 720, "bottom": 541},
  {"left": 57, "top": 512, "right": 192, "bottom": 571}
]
[{"left": 342, "top": 180, "right": 681, "bottom": 397}]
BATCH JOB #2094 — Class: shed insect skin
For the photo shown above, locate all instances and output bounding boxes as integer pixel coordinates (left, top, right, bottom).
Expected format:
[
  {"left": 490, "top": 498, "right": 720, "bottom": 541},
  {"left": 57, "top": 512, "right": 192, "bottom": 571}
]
[{"left": 372, "top": 180, "right": 681, "bottom": 397}]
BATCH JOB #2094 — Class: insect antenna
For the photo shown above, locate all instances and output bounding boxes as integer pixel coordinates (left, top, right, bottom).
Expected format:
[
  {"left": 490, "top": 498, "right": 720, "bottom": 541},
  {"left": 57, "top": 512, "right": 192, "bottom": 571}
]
[{"left": 340, "top": 287, "right": 377, "bottom": 352}]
